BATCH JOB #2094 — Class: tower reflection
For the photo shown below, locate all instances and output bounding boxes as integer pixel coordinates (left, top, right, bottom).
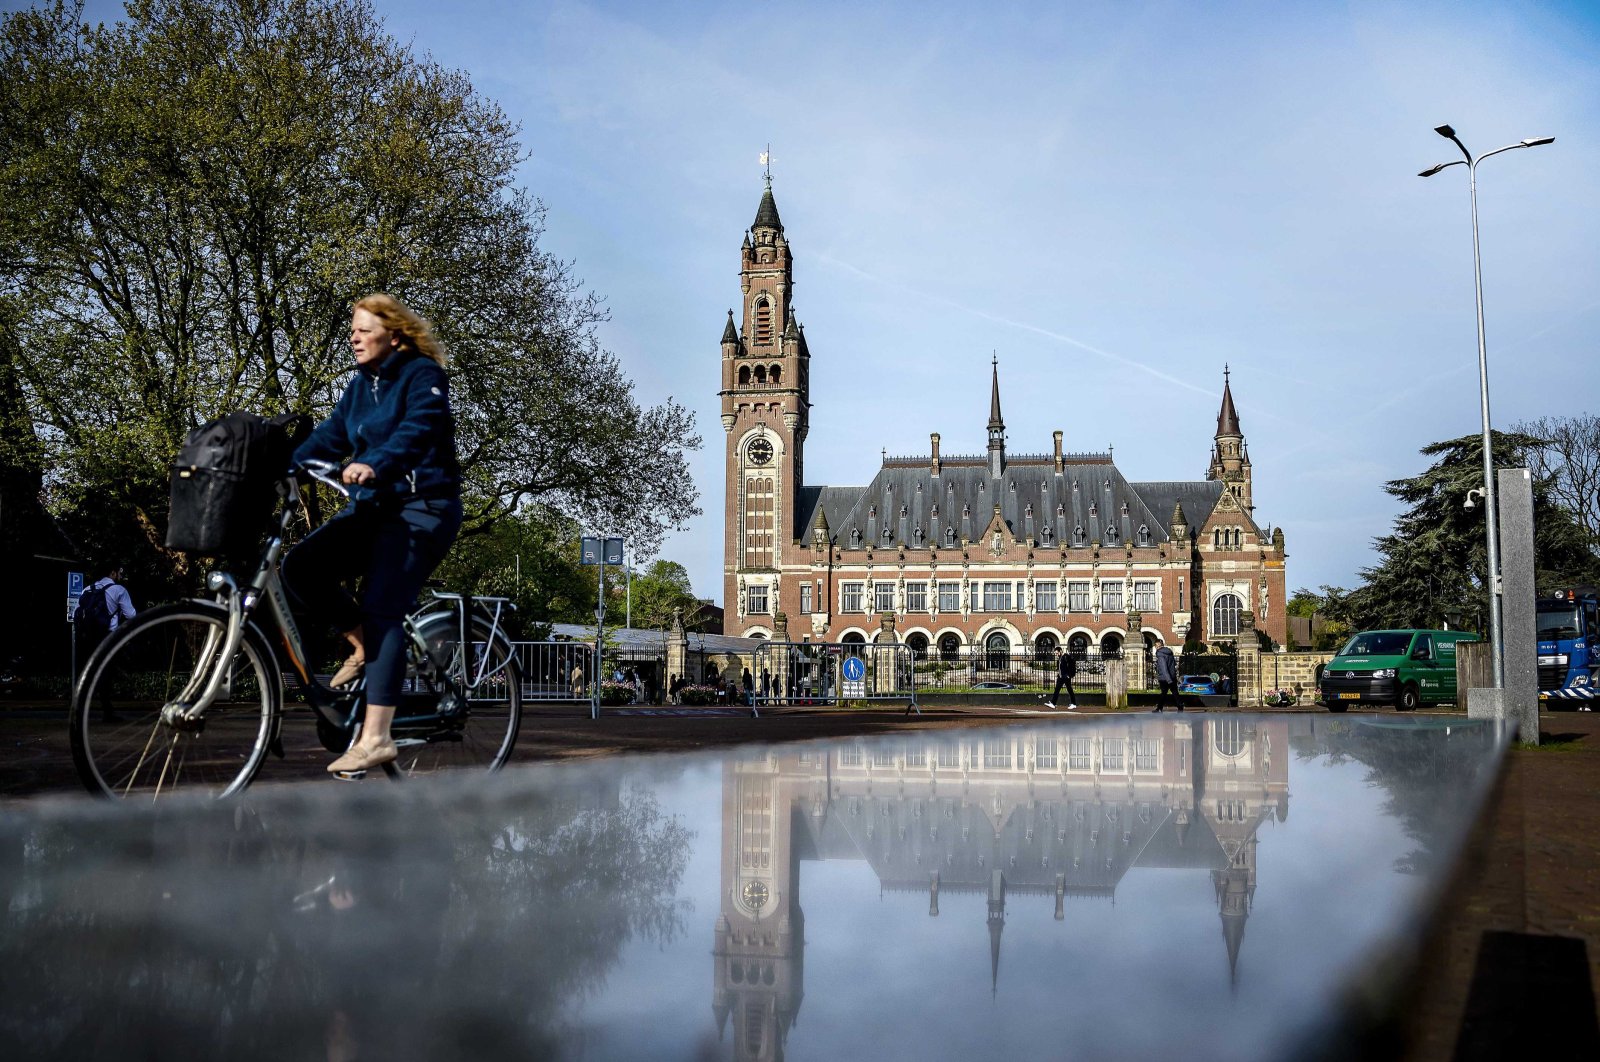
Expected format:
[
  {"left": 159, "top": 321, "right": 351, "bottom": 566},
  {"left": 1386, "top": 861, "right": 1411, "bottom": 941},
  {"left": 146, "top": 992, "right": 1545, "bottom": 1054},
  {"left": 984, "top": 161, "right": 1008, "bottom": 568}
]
[{"left": 713, "top": 718, "right": 1290, "bottom": 1060}]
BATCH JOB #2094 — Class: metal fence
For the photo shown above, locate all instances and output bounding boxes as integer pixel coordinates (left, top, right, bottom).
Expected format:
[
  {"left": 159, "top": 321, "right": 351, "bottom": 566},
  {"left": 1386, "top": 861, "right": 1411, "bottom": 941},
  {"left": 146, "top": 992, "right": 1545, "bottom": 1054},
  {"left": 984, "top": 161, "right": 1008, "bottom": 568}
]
[
  {"left": 751, "top": 641, "right": 921, "bottom": 715},
  {"left": 509, "top": 641, "right": 596, "bottom": 701},
  {"left": 906, "top": 646, "right": 1116, "bottom": 691}
]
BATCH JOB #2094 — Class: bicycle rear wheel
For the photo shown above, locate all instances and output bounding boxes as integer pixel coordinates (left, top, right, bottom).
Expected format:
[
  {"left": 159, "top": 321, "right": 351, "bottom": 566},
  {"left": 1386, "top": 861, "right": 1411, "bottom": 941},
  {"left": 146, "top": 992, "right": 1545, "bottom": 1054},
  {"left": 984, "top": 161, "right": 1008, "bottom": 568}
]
[
  {"left": 391, "top": 611, "right": 522, "bottom": 775},
  {"left": 70, "top": 604, "right": 280, "bottom": 800}
]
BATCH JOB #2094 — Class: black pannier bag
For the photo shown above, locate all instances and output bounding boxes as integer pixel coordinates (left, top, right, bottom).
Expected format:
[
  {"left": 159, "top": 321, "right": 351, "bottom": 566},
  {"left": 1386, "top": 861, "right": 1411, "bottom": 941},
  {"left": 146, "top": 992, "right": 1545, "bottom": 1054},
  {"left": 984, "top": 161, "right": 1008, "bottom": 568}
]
[{"left": 167, "top": 412, "right": 311, "bottom": 556}]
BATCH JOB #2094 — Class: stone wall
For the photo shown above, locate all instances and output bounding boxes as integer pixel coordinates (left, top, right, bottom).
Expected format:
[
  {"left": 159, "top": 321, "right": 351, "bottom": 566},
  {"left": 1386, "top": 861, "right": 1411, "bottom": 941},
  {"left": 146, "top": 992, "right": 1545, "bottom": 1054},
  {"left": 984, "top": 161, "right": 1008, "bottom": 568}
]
[{"left": 1237, "top": 642, "right": 1336, "bottom": 705}]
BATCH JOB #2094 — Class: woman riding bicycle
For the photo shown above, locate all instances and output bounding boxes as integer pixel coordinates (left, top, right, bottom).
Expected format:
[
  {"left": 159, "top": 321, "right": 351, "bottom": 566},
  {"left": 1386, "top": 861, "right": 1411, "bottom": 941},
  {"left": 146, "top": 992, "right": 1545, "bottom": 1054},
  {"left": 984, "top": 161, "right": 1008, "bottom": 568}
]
[{"left": 282, "top": 293, "right": 463, "bottom": 775}]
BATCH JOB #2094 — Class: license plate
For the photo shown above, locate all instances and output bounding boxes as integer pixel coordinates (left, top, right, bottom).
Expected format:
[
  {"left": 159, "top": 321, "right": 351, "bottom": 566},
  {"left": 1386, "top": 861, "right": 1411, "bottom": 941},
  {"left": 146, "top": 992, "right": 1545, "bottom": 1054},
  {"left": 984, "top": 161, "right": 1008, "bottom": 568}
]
[{"left": 1338, "top": 692, "right": 1361, "bottom": 700}]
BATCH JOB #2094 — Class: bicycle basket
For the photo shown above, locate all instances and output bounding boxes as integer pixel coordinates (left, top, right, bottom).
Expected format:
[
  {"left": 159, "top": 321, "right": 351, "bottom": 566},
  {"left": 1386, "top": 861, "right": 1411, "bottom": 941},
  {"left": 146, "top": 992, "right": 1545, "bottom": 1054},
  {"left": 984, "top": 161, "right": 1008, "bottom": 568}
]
[{"left": 166, "top": 411, "right": 310, "bottom": 556}]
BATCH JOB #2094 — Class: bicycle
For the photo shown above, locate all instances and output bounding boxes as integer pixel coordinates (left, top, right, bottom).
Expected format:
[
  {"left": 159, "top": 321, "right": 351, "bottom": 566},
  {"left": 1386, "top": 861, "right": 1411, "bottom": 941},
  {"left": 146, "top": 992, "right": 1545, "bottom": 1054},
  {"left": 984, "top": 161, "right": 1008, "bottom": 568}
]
[{"left": 69, "top": 459, "right": 523, "bottom": 800}]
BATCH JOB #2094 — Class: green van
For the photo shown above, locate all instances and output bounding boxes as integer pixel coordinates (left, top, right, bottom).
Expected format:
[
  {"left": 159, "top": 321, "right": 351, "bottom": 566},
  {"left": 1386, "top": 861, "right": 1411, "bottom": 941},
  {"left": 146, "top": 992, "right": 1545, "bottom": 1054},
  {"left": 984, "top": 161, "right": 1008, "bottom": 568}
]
[{"left": 1318, "top": 629, "right": 1480, "bottom": 712}]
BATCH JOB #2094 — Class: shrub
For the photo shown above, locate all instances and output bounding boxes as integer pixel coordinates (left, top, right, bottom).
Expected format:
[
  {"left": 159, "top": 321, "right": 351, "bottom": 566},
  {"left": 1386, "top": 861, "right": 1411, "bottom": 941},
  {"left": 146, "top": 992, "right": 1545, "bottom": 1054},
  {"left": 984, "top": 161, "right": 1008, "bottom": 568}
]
[
  {"left": 599, "top": 680, "right": 636, "bottom": 706},
  {"left": 677, "top": 683, "right": 722, "bottom": 706}
]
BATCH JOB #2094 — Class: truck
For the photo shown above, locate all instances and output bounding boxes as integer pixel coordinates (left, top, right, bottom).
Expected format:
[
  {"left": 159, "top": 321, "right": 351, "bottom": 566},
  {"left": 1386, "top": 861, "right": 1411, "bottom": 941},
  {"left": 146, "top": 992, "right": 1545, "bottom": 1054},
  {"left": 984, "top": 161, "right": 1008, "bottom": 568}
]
[{"left": 1537, "top": 587, "right": 1599, "bottom": 710}]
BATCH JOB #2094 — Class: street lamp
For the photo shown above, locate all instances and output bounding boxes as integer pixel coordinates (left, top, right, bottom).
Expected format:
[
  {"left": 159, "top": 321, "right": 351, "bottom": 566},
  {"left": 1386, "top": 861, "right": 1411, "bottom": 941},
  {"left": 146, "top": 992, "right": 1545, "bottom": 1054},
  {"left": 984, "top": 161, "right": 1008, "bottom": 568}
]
[{"left": 1419, "top": 124, "right": 1554, "bottom": 688}]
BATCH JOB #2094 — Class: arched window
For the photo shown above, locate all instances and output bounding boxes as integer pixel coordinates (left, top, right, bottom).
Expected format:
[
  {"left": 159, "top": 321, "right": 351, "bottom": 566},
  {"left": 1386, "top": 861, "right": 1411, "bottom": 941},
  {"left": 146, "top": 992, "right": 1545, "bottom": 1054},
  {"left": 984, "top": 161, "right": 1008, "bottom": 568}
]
[
  {"left": 1100, "top": 632, "right": 1123, "bottom": 659},
  {"left": 738, "top": 365, "right": 751, "bottom": 385},
  {"left": 1143, "top": 631, "right": 1161, "bottom": 653},
  {"left": 1213, "top": 528, "right": 1222, "bottom": 549},
  {"left": 754, "top": 298, "right": 773, "bottom": 343},
  {"left": 1213, "top": 592, "right": 1243, "bottom": 637},
  {"left": 1215, "top": 717, "right": 1245, "bottom": 758},
  {"left": 1032, "top": 632, "right": 1059, "bottom": 664},
  {"left": 1067, "top": 633, "right": 1090, "bottom": 654},
  {"left": 906, "top": 633, "right": 929, "bottom": 660},
  {"left": 754, "top": 364, "right": 767, "bottom": 384},
  {"left": 984, "top": 631, "right": 1010, "bottom": 670},
  {"left": 770, "top": 364, "right": 782, "bottom": 384},
  {"left": 938, "top": 633, "right": 962, "bottom": 662}
]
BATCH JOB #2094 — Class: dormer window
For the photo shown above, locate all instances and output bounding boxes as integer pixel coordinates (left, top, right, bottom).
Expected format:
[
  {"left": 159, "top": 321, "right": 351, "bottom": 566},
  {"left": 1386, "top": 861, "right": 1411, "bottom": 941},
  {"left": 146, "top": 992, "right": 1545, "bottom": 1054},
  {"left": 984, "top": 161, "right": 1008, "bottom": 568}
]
[
  {"left": 1137, "top": 524, "right": 1151, "bottom": 545},
  {"left": 944, "top": 526, "right": 956, "bottom": 544}
]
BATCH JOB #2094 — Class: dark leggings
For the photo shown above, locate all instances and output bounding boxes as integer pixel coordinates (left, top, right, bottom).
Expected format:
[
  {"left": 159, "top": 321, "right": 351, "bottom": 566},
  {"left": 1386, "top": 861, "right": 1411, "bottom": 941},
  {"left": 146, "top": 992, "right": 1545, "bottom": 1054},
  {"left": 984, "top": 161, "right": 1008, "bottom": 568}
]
[
  {"left": 1051, "top": 674, "right": 1076, "bottom": 703},
  {"left": 281, "top": 496, "right": 462, "bottom": 706}
]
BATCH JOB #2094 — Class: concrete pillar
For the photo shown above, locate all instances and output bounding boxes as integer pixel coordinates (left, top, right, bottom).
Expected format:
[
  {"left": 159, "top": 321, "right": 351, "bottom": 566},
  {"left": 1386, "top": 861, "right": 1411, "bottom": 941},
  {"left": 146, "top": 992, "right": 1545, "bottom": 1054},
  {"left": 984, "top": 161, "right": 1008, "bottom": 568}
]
[
  {"left": 666, "top": 608, "right": 690, "bottom": 688},
  {"left": 1236, "top": 612, "right": 1259, "bottom": 707},
  {"left": 769, "top": 612, "right": 791, "bottom": 704},
  {"left": 1124, "top": 613, "right": 1147, "bottom": 690},
  {"left": 1104, "top": 657, "right": 1127, "bottom": 709},
  {"left": 873, "top": 613, "right": 898, "bottom": 695},
  {"left": 1469, "top": 468, "right": 1540, "bottom": 744}
]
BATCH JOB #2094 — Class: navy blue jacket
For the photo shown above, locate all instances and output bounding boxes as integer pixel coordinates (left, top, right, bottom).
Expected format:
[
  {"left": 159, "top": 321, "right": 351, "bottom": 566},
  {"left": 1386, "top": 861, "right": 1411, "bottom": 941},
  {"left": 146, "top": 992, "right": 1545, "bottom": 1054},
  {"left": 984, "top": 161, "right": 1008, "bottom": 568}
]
[{"left": 294, "top": 349, "right": 461, "bottom": 502}]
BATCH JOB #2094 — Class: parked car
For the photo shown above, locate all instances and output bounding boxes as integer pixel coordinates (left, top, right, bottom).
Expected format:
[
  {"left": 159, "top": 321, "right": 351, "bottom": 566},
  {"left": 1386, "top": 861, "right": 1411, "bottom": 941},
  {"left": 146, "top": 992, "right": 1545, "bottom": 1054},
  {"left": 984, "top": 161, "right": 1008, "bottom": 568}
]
[
  {"left": 1178, "top": 674, "right": 1224, "bottom": 695},
  {"left": 1319, "top": 629, "right": 1479, "bottom": 711},
  {"left": 971, "top": 681, "right": 1016, "bottom": 690}
]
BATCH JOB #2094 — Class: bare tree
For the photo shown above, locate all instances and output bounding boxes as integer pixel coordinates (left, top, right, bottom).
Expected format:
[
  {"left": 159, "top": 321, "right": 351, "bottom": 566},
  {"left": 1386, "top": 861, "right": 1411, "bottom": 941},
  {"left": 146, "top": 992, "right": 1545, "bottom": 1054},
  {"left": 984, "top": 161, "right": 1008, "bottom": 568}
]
[{"left": 1514, "top": 414, "right": 1600, "bottom": 553}]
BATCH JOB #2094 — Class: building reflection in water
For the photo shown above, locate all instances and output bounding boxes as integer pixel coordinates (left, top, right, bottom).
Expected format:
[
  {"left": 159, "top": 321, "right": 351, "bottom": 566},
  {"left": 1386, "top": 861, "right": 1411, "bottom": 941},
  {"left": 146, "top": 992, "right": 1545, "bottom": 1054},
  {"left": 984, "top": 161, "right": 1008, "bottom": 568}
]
[{"left": 712, "top": 717, "right": 1289, "bottom": 1061}]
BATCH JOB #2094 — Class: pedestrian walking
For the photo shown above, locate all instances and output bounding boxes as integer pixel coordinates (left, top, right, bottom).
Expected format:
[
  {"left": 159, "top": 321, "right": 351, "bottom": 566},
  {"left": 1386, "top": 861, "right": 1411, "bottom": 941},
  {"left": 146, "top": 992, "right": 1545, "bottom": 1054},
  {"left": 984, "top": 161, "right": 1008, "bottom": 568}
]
[
  {"left": 741, "top": 666, "right": 754, "bottom": 706},
  {"left": 760, "top": 667, "right": 772, "bottom": 703},
  {"left": 1153, "top": 643, "right": 1180, "bottom": 712},
  {"left": 76, "top": 565, "right": 138, "bottom": 649},
  {"left": 571, "top": 662, "right": 587, "bottom": 698},
  {"left": 1044, "top": 646, "right": 1077, "bottom": 710}
]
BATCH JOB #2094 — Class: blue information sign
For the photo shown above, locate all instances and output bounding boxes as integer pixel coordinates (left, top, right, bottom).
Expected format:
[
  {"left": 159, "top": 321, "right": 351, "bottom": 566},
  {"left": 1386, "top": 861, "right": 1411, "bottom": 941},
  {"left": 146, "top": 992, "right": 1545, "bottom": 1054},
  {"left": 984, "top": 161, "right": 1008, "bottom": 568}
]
[
  {"left": 841, "top": 655, "right": 866, "bottom": 682},
  {"left": 67, "top": 571, "right": 84, "bottom": 623}
]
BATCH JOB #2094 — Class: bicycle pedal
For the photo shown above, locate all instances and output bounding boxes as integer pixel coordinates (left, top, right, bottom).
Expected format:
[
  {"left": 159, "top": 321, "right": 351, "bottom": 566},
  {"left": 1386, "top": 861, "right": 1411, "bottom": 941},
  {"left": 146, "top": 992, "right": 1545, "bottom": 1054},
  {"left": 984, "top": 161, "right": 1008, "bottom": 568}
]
[{"left": 331, "top": 769, "right": 368, "bottom": 781}]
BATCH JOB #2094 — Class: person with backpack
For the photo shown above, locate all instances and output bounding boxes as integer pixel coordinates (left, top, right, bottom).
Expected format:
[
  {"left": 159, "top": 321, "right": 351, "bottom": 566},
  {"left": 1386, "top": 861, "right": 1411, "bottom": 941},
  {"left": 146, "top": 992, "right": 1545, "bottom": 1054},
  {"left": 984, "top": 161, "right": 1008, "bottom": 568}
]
[
  {"left": 1153, "top": 642, "right": 1181, "bottom": 712},
  {"left": 1044, "top": 645, "right": 1078, "bottom": 710},
  {"left": 76, "top": 566, "right": 137, "bottom": 645},
  {"left": 280, "top": 294, "right": 463, "bottom": 776}
]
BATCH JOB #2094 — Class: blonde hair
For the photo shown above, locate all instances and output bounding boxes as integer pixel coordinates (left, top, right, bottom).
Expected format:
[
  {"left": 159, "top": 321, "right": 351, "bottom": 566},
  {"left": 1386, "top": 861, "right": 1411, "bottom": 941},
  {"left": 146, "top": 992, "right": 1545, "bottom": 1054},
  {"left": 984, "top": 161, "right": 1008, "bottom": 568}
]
[{"left": 354, "top": 293, "right": 447, "bottom": 366}]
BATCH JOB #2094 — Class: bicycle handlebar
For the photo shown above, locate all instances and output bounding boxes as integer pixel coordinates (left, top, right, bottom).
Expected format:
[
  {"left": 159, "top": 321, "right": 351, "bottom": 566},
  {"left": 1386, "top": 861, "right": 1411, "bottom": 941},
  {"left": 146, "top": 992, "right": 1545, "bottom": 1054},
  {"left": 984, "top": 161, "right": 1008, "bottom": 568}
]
[{"left": 296, "top": 458, "right": 351, "bottom": 498}]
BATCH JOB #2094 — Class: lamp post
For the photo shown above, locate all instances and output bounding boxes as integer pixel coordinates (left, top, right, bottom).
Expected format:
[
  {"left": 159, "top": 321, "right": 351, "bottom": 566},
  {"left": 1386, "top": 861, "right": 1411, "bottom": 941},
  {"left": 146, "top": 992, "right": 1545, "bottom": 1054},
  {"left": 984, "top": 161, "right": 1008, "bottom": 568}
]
[{"left": 1419, "top": 125, "right": 1554, "bottom": 689}]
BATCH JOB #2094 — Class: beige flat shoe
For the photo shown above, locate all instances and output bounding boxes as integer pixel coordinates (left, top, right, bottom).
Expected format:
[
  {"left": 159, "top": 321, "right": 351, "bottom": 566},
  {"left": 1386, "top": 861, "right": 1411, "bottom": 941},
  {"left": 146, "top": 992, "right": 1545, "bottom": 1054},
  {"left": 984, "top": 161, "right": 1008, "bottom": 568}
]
[
  {"left": 327, "top": 740, "right": 397, "bottom": 774},
  {"left": 329, "top": 654, "right": 365, "bottom": 688}
]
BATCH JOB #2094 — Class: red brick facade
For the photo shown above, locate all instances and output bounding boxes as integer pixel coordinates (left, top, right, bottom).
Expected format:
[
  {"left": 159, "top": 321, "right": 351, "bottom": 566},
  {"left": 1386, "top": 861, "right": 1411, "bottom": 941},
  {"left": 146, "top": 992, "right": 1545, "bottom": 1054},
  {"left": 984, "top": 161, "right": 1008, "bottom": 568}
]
[{"left": 720, "top": 181, "right": 1287, "bottom": 653}]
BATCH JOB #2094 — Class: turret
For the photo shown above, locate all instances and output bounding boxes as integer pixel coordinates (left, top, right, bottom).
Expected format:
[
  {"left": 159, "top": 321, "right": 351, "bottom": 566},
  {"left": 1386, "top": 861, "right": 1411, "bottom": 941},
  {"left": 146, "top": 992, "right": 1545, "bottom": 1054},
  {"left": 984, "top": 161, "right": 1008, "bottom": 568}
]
[{"left": 1207, "top": 366, "right": 1253, "bottom": 515}]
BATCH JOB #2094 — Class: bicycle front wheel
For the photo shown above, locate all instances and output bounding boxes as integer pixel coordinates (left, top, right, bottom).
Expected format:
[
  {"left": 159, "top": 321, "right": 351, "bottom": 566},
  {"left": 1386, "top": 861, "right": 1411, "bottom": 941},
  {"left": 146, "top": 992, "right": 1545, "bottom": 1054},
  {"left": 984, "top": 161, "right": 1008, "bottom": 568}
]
[
  {"left": 70, "top": 604, "right": 280, "bottom": 801},
  {"left": 392, "top": 611, "right": 522, "bottom": 776}
]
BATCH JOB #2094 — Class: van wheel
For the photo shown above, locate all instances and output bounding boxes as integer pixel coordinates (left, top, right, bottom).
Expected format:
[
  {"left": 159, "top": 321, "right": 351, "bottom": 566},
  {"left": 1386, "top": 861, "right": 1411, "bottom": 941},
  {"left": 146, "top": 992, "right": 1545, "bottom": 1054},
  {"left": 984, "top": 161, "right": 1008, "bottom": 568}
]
[{"left": 1397, "top": 683, "right": 1421, "bottom": 712}]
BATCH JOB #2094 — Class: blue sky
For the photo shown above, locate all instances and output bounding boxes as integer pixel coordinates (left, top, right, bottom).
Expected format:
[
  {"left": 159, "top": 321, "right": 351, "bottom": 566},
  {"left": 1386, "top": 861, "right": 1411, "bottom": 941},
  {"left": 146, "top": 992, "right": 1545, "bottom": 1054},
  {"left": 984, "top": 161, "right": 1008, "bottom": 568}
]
[{"left": 66, "top": 0, "right": 1600, "bottom": 601}]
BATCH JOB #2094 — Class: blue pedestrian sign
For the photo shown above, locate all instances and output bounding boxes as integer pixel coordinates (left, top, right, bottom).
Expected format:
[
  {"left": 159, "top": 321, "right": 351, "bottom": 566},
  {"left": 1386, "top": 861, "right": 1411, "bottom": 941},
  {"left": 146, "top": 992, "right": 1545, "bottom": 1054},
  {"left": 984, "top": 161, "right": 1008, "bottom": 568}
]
[{"left": 841, "top": 655, "right": 866, "bottom": 682}]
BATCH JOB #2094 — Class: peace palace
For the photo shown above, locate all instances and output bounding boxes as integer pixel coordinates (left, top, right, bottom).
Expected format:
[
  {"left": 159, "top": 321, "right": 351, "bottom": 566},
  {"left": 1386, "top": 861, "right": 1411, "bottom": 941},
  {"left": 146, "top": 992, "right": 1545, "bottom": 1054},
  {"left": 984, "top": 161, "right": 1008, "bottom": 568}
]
[{"left": 719, "top": 179, "right": 1288, "bottom": 656}]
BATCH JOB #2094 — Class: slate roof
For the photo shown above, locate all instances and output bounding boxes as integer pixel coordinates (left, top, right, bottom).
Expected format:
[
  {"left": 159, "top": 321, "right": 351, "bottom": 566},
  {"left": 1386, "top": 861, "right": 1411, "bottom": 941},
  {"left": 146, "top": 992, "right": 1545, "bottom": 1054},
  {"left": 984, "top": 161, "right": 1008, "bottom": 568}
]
[{"left": 793, "top": 458, "right": 1219, "bottom": 551}]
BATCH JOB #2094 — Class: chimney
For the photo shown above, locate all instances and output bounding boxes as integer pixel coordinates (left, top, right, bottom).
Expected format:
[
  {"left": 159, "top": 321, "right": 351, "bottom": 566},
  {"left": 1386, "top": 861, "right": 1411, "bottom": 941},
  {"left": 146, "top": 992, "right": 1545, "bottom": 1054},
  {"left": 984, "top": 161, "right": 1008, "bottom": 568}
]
[
  {"left": 1053, "top": 431, "right": 1064, "bottom": 473},
  {"left": 931, "top": 432, "right": 942, "bottom": 476}
]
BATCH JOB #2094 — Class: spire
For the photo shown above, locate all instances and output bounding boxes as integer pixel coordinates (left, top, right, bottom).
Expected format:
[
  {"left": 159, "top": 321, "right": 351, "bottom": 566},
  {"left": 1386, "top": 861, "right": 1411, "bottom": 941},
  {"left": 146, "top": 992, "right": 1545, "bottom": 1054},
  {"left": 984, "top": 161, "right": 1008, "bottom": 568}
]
[
  {"left": 986, "top": 869, "right": 1006, "bottom": 998},
  {"left": 721, "top": 309, "right": 737, "bottom": 345},
  {"left": 1170, "top": 501, "right": 1188, "bottom": 527},
  {"left": 753, "top": 180, "right": 784, "bottom": 233},
  {"left": 987, "top": 355, "right": 1006, "bottom": 478},
  {"left": 1217, "top": 364, "right": 1241, "bottom": 437},
  {"left": 987, "top": 354, "right": 1004, "bottom": 430}
]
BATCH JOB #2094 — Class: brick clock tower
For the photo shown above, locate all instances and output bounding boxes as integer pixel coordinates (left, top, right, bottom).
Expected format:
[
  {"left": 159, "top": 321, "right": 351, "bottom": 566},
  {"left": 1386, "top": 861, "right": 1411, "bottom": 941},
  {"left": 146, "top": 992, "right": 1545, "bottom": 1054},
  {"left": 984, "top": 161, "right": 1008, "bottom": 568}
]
[
  {"left": 715, "top": 177, "right": 1288, "bottom": 649},
  {"left": 721, "top": 176, "right": 810, "bottom": 629}
]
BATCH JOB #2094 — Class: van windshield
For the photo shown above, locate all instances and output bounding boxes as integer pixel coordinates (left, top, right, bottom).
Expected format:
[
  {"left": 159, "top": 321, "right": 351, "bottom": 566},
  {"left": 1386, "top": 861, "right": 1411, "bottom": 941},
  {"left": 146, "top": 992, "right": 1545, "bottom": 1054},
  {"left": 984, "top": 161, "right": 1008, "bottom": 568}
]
[{"left": 1339, "top": 632, "right": 1413, "bottom": 657}]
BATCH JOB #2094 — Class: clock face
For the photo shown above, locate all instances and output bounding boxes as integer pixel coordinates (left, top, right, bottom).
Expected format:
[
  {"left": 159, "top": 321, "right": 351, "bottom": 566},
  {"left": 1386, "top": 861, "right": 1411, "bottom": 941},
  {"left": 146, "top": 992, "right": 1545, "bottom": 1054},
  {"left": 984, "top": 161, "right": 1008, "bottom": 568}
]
[
  {"left": 741, "top": 880, "right": 770, "bottom": 911},
  {"left": 747, "top": 437, "right": 773, "bottom": 466}
]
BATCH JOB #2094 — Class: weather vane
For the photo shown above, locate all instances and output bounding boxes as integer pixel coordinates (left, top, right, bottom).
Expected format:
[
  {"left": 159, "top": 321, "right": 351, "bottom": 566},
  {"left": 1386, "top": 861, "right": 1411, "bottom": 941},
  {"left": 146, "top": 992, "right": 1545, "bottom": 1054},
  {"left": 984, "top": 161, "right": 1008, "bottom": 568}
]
[{"left": 760, "top": 144, "right": 773, "bottom": 187}]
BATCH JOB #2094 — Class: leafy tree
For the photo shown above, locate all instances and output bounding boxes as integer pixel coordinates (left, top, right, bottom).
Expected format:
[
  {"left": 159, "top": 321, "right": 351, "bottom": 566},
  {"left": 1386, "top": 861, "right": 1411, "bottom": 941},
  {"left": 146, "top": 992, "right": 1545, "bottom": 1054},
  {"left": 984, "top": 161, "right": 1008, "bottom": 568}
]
[
  {"left": 0, "top": 0, "right": 699, "bottom": 606},
  {"left": 1319, "top": 431, "right": 1600, "bottom": 633},
  {"left": 619, "top": 560, "right": 703, "bottom": 631}
]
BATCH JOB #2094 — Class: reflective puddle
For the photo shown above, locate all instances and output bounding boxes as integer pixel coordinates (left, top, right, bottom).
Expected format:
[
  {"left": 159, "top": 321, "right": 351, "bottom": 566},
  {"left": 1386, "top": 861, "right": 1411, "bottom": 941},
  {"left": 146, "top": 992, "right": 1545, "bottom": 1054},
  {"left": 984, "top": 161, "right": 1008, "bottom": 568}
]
[{"left": 0, "top": 714, "right": 1506, "bottom": 1060}]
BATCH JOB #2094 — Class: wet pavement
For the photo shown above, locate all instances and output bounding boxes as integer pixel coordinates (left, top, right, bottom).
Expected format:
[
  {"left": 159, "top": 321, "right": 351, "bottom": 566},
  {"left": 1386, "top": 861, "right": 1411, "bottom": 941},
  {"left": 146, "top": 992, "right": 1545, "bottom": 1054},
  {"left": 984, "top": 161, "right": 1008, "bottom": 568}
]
[{"left": 0, "top": 713, "right": 1508, "bottom": 1060}]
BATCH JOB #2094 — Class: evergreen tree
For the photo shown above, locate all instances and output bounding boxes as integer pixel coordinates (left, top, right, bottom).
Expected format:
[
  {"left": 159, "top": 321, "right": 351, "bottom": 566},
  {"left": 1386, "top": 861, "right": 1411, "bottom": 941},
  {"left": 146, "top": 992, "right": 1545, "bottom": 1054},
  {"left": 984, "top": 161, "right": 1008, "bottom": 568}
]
[{"left": 1319, "top": 431, "right": 1600, "bottom": 633}]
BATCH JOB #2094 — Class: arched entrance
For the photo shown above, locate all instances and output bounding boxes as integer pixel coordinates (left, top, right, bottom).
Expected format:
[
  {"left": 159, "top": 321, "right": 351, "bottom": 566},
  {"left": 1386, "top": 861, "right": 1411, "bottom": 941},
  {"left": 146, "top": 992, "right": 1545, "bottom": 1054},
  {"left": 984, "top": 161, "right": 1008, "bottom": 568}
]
[
  {"left": 984, "top": 630, "right": 1011, "bottom": 671},
  {"left": 905, "top": 632, "right": 929, "bottom": 660}
]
